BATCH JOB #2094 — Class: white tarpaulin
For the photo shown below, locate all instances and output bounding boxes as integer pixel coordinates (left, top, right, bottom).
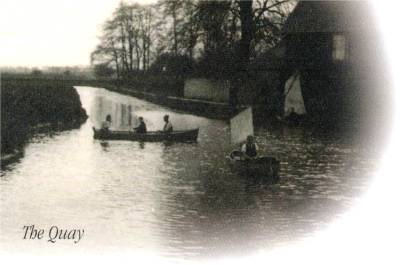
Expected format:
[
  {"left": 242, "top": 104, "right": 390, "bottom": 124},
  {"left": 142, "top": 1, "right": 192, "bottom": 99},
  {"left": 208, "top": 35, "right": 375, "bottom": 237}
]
[
  {"left": 230, "top": 107, "right": 254, "bottom": 144},
  {"left": 284, "top": 71, "right": 306, "bottom": 116}
]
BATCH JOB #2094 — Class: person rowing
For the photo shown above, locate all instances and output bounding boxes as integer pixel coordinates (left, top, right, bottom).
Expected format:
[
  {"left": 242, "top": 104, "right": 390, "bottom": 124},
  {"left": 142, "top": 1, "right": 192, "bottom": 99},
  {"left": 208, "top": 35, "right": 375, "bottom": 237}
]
[
  {"left": 162, "top": 114, "right": 173, "bottom": 133},
  {"left": 241, "top": 135, "right": 259, "bottom": 159},
  {"left": 101, "top": 114, "right": 112, "bottom": 132},
  {"left": 133, "top": 116, "right": 147, "bottom": 133}
]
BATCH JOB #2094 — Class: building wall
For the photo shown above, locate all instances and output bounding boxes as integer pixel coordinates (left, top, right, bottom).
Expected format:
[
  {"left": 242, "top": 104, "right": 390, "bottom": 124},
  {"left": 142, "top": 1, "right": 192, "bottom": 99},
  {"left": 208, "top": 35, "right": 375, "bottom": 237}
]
[
  {"left": 285, "top": 32, "right": 333, "bottom": 69},
  {"left": 283, "top": 31, "right": 368, "bottom": 124},
  {"left": 281, "top": 1, "right": 391, "bottom": 130}
]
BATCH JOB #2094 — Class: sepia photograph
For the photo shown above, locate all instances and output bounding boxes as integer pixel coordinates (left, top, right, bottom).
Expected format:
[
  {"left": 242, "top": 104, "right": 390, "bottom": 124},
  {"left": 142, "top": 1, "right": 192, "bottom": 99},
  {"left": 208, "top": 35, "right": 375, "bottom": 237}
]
[{"left": 1, "top": 0, "right": 399, "bottom": 264}]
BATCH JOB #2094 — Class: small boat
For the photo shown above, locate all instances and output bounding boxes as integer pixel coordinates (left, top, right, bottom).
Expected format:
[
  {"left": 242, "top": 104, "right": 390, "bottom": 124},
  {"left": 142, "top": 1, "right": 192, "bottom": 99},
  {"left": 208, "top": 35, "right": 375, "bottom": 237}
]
[
  {"left": 227, "top": 150, "right": 280, "bottom": 180},
  {"left": 92, "top": 127, "right": 199, "bottom": 142},
  {"left": 1, "top": 150, "right": 24, "bottom": 168}
]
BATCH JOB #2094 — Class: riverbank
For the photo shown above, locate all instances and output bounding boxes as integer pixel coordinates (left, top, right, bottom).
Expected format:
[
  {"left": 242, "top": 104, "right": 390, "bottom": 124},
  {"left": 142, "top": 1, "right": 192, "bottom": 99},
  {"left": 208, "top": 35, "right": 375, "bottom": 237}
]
[
  {"left": 1, "top": 74, "right": 278, "bottom": 122},
  {"left": 103, "top": 85, "right": 235, "bottom": 120},
  {"left": 98, "top": 84, "right": 288, "bottom": 129},
  {"left": 1, "top": 78, "right": 88, "bottom": 161}
]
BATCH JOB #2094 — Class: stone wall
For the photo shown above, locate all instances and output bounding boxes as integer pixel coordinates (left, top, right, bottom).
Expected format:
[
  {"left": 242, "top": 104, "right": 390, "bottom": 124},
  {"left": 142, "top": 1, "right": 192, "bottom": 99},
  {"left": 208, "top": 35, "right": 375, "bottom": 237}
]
[{"left": 184, "top": 78, "right": 230, "bottom": 102}]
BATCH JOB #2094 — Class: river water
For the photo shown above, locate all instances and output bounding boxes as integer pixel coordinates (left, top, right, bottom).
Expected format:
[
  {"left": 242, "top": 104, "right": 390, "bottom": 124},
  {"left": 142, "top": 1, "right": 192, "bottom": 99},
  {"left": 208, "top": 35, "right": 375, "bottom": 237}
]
[{"left": 0, "top": 87, "right": 379, "bottom": 260}]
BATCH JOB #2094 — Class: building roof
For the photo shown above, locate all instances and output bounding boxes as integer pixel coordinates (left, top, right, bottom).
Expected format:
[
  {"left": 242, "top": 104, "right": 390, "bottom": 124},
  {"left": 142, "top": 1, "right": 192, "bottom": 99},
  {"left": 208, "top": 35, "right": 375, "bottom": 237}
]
[{"left": 283, "top": 1, "right": 375, "bottom": 33}]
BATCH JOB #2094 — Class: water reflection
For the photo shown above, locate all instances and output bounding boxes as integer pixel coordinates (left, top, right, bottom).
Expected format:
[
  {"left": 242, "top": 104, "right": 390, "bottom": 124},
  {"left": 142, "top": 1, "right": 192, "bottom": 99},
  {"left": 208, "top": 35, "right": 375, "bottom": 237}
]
[
  {"left": 100, "top": 141, "right": 110, "bottom": 151},
  {"left": 0, "top": 87, "right": 378, "bottom": 260},
  {"left": 92, "top": 94, "right": 138, "bottom": 130},
  {"left": 90, "top": 89, "right": 200, "bottom": 133}
]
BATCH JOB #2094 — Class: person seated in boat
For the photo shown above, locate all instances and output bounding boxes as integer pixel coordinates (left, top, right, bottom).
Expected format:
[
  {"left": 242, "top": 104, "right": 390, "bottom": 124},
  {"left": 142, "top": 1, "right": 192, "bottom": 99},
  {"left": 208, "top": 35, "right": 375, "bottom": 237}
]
[
  {"left": 101, "top": 114, "right": 112, "bottom": 132},
  {"left": 241, "top": 135, "right": 259, "bottom": 159},
  {"left": 162, "top": 114, "right": 173, "bottom": 133},
  {"left": 133, "top": 116, "right": 147, "bottom": 133},
  {"left": 285, "top": 107, "right": 302, "bottom": 126}
]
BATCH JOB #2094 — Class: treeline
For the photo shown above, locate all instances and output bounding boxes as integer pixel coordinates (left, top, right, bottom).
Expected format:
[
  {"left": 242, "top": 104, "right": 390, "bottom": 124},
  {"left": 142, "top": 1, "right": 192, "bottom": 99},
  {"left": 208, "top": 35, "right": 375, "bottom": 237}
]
[
  {"left": 1, "top": 66, "right": 94, "bottom": 80},
  {"left": 91, "top": 0, "right": 296, "bottom": 79}
]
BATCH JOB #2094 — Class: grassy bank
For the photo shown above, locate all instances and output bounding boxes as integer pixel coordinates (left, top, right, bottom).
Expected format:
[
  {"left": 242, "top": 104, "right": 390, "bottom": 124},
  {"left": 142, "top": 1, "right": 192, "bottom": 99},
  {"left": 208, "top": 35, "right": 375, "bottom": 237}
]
[
  {"left": 118, "top": 74, "right": 184, "bottom": 97},
  {"left": 1, "top": 77, "right": 88, "bottom": 154}
]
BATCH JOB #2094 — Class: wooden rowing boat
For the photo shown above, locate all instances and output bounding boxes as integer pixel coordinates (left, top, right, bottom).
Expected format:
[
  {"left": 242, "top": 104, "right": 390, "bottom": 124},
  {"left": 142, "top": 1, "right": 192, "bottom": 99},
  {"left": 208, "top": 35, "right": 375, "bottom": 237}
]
[
  {"left": 1, "top": 150, "right": 24, "bottom": 168},
  {"left": 92, "top": 127, "right": 199, "bottom": 142},
  {"left": 227, "top": 150, "right": 280, "bottom": 180}
]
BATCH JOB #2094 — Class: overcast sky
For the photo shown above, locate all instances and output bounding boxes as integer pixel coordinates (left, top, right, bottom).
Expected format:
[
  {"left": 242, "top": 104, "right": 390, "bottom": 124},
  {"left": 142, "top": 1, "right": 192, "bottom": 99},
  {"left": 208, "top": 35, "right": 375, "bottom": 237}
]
[
  {"left": 0, "top": 0, "right": 156, "bottom": 67},
  {"left": 1, "top": 0, "right": 399, "bottom": 69}
]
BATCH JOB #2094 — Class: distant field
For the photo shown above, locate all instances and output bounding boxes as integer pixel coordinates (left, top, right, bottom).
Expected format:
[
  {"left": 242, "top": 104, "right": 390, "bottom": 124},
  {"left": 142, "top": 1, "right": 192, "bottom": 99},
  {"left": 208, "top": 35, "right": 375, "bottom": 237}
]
[{"left": 1, "top": 73, "right": 184, "bottom": 97}]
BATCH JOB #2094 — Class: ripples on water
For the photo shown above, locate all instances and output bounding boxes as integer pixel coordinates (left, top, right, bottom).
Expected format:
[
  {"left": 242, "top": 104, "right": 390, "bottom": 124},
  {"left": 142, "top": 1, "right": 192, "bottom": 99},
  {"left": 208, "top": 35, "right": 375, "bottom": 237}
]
[{"left": 0, "top": 87, "right": 379, "bottom": 260}]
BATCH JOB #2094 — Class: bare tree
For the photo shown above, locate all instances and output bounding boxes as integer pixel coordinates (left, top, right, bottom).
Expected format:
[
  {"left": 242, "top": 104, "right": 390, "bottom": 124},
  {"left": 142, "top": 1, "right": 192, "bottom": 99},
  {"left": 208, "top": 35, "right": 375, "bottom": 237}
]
[
  {"left": 234, "top": 0, "right": 296, "bottom": 68},
  {"left": 91, "top": 0, "right": 296, "bottom": 80},
  {"left": 91, "top": 18, "right": 123, "bottom": 77},
  {"left": 180, "top": 0, "right": 200, "bottom": 61},
  {"left": 161, "top": 0, "right": 185, "bottom": 56}
]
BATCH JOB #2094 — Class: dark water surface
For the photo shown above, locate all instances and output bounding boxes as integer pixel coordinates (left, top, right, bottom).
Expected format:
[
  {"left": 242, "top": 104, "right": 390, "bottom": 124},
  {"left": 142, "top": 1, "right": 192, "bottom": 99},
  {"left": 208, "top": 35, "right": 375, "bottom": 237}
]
[{"left": 0, "top": 87, "right": 378, "bottom": 259}]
